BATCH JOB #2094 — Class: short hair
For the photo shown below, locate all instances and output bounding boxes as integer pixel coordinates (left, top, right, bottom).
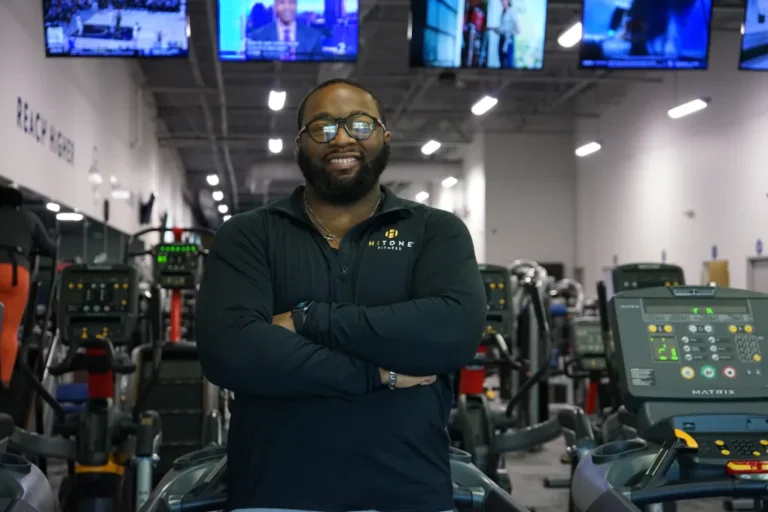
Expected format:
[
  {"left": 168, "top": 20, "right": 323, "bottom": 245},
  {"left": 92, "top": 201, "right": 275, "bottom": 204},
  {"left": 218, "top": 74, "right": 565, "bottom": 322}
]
[
  {"left": 296, "top": 78, "right": 387, "bottom": 130},
  {"left": 0, "top": 186, "right": 22, "bottom": 208}
]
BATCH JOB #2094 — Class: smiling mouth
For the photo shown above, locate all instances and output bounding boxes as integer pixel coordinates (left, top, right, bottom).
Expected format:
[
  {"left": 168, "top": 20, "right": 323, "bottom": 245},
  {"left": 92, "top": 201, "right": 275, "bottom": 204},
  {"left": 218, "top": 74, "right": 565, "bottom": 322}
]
[{"left": 326, "top": 157, "right": 361, "bottom": 171}]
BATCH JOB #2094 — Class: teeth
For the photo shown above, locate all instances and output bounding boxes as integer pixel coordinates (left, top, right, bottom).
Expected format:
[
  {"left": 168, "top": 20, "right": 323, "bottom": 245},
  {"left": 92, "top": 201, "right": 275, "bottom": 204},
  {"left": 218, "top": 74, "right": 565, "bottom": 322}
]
[{"left": 330, "top": 157, "right": 356, "bottom": 164}]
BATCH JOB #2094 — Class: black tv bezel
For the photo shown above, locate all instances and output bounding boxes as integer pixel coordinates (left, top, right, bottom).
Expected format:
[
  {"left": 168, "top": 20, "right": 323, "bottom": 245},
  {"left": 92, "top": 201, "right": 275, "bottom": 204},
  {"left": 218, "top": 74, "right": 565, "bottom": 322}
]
[
  {"left": 407, "top": 0, "right": 549, "bottom": 71},
  {"left": 737, "top": 0, "right": 768, "bottom": 72},
  {"left": 576, "top": 0, "right": 715, "bottom": 72},
  {"left": 215, "top": 0, "right": 361, "bottom": 64},
  {"left": 41, "top": 0, "right": 191, "bottom": 59}
]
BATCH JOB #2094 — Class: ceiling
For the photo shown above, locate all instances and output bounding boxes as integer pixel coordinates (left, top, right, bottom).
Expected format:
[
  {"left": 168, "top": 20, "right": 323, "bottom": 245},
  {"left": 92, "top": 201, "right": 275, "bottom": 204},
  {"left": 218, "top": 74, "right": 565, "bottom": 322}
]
[{"left": 139, "top": 0, "right": 746, "bottom": 218}]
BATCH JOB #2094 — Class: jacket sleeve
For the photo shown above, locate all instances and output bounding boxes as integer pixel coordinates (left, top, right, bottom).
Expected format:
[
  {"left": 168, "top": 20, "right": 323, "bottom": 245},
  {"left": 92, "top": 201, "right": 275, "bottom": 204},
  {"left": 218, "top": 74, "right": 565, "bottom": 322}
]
[
  {"left": 299, "top": 210, "right": 486, "bottom": 376},
  {"left": 28, "top": 211, "right": 57, "bottom": 257},
  {"left": 195, "top": 213, "right": 381, "bottom": 398}
]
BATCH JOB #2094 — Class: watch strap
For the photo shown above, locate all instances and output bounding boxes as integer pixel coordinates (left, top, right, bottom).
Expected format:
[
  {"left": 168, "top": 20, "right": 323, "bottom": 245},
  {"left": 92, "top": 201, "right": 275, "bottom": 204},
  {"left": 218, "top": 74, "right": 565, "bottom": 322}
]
[
  {"left": 387, "top": 371, "right": 398, "bottom": 390},
  {"left": 291, "top": 300, "right": 313, "bottom": 332}
]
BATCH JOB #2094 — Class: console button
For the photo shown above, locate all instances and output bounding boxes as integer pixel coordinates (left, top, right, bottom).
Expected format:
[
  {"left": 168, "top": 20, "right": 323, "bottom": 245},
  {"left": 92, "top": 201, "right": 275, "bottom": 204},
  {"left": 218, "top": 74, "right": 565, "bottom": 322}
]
[
  {"left": 649, "top": 325, "right": 658, "bottom": 333},
  {"left": 680, "top": 367, "right": 695, "bottom": 380},
  {"left": 754, "top": 451, "right": 762, "bottom": 457},
  {"left": 664, "top": 325, "right": 673, "bottom": 333},
  {"left": 745, "top": 325, "right": 753, "bottom": 333},
  {"left": 721, "top": 449, "right": 731, "bottom": 456},
  {"left": 724, "top": 367, "right": 736, "bottom": 379},
  {"left": 715, "top": 440, "right": 725, "bottom": 446},
  {"left": 730, "top": 325, "right": 738, "bottom": 333},
  {"left": 701, "top": 366, "right": 716, "bottom": 379},
  {"left": 760, "top": 440, "right": 768, "bottom": 446}
]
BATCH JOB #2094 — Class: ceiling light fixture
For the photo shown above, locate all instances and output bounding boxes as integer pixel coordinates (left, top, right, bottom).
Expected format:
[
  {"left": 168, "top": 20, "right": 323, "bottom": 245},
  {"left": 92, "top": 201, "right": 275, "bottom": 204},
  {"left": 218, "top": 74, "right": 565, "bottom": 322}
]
[
  {"left": 56, "top": 212, "right": 84, "bottom": 222},
  {"left": 668, "top": 99, "right": 708, "bottom": 119},
  {"left": 442, "top": 176, "right": 458, "bottom": 188},
  {"left": 415, "top": 191, "right": 430, "bottom": 202},
  {"left": 471, "top": 96, "right": 498, "bottom": 116},
  {"left": 206, "top": 174, "right": 220, "bottom": 186},
  {"left": 212, "top": 190, "right": 224, "bottom": 201},
  {"left": 218, "top": 204, "right": 229, "bottom": 214},
  {"left": 46, "top": 202, "right": 60, "bottom": 212},
  {"left": 268, "top": 138, "right": 283, "bottom": 154},
  {"left": 575, "top": 142, "right": 602, "bottom": 157},
  {"left": 558, "top": 22, "right": 583, "bottom": 48},
  {"left": 421, "top": 140, "right": 441, "bottom": 156},
  {"left": 268, "top": 90, "right": 287, "bottom": 111},
  {"left": 223, "top": 215, "right": 232, "bottom": 222}
]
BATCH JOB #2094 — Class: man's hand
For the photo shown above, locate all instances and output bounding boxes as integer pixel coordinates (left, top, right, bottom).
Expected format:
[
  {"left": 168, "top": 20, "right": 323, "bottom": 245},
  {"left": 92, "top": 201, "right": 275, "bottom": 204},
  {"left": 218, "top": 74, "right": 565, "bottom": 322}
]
[
  {"left": 379, "top": 369, "right": 436, "bottom": 388},
  {"left": 272, "top": 312, "right": 295, "bottom": 332}
]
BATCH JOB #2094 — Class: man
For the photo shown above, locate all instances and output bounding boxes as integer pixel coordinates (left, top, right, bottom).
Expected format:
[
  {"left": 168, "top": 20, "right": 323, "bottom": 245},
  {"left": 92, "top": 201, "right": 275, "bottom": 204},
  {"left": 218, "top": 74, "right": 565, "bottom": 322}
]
[
  {"left": 196, "top": 79, "right": 486, "bottom": 512},
  {"left": 247, "top": 0, "right": 322, "bottom": 59}
]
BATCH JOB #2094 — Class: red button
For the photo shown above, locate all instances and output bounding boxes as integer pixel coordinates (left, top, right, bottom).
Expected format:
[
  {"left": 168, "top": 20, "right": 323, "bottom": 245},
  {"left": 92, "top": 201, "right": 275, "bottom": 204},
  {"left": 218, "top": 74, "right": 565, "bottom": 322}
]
[{"left": 724, "top": 367, "right": 737, "bottom": 379}]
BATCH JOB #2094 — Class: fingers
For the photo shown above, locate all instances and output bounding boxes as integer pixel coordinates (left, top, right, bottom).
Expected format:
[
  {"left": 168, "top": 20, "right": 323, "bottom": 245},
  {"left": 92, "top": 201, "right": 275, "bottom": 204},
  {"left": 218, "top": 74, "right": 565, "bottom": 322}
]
[{"left": 419, "top": 376, "right": 437, "bottom": 385}]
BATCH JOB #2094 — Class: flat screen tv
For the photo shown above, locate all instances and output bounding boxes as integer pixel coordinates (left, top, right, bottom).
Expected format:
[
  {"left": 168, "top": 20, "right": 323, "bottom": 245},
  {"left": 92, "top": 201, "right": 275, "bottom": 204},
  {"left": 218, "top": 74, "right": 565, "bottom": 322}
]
[
  {"left": 218, "top": 0, "right": 359, "bottom": 62},
  {"left": 409, "top": 0, "right": 548, "bottom": 69},
  {"left": 739, "top": 0, "right": 768, "bottom": 70},
  {"left": 43, "top": 0, "right": 189, "bottom": 57},
  {"left": 579, "top": 0, "right": 713, "bottom": 70}
]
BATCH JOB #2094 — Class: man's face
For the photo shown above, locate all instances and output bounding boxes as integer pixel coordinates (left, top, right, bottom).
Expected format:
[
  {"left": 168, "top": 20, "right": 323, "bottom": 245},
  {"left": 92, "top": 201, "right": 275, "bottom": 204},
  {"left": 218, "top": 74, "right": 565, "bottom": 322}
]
[
  {"left": 275, "top": 0, "right": 296, "bottom": 25},
  {"left": 296, "top": 84, "right": 391, "bottom": 205}
]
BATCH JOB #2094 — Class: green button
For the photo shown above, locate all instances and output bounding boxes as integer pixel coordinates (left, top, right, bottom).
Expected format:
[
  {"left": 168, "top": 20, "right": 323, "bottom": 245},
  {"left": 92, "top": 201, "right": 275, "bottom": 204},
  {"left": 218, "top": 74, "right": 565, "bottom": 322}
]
[{"left": 701, "top": 365, "right": 716, "bottom": 379}]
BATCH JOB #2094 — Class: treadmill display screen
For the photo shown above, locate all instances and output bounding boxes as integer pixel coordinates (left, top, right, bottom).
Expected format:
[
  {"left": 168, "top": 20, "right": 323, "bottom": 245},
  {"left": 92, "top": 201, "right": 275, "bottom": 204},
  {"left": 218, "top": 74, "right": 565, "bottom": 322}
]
[
  {"left": 574, "top": 323, "right": 604, "bottom": 355},
  {"left": 649, "top": 335, "right": 680, "bottom": 362},
  {"left": 644, "top": 299, "right": 750, "bottom": 315}
]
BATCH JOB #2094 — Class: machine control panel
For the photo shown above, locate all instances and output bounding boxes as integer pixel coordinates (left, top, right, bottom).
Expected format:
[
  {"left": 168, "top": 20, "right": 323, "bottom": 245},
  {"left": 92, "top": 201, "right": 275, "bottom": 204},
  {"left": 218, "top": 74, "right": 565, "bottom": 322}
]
[
  {"left": 572, "top": 317, "right": 606, "bottom": 371},
  {"left": 610, "top": 286, "right": 768, "bottom": 405},
  {"left": 478, "top": 264, "right": 512, "bottom": 336},
  {"left": 58, "top": 264, "right": 139, "bottom": 345},
  {"left": 608, "top": 263, "right": 685, "bottom": 298},
  {"left": 153, "top": 243, "right": 202, "bottom": 289}
]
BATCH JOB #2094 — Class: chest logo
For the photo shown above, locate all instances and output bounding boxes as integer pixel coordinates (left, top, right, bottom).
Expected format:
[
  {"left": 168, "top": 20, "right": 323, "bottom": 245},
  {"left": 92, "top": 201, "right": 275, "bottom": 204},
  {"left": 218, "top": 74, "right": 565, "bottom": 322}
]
[{"left": 369, "top": 228, "right": 415, "bottom": 251}]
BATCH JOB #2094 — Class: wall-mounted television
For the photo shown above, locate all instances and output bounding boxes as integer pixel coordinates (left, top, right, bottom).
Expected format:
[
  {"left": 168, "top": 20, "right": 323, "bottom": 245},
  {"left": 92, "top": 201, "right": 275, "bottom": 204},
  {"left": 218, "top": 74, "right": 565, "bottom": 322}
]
[
  {"left": 218, "top": 0, "right": 359, "bottom": 62},
  {"left": 579, "top": 0, "right": 713, "bottom": 70},
  {"left": 409, "top": 0, "right": 548, "bottom": 69},
  {"left": 739, "top": 0, "right": 768, "bottom": 70},
  {"left": 43, "top": 0, "right": 189, "bottom": 57}
]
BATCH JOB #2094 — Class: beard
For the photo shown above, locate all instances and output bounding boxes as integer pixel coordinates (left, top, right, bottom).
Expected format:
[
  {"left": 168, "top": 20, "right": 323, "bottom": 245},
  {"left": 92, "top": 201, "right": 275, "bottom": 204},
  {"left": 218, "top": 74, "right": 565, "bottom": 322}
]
[{"left": 297, "top": 143, "right": 390, "bottom": 205}]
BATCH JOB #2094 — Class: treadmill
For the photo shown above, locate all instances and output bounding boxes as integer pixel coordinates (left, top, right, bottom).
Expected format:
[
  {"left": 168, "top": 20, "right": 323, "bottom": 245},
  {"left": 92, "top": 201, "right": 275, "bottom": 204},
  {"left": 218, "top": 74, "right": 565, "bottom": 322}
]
[
  {"left": 567, "top": 285, "right": 768, "bottom": 511},
  {"left": 140, "top": 446, "right": 534, "bottom": 511}
]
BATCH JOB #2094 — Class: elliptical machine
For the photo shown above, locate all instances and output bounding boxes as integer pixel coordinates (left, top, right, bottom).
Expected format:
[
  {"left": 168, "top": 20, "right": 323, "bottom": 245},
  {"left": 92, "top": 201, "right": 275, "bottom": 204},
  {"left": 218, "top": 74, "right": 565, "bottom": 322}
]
[{"left": 9, "top": 263, "right": 162, "bottom": 512}]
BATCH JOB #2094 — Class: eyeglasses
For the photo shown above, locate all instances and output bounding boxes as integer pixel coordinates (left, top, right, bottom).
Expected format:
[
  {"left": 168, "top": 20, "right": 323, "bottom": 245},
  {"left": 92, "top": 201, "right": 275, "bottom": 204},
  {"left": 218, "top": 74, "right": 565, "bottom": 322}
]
[{"left": 299, "top": 113, "right": 386, "bottom": 144}]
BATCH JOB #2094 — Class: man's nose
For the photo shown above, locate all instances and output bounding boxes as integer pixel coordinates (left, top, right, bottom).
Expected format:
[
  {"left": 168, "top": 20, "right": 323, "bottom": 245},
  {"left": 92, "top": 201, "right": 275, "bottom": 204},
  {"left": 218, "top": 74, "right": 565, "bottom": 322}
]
[{"left": 329, "top": 124, "right": 355, "bottom": 146}]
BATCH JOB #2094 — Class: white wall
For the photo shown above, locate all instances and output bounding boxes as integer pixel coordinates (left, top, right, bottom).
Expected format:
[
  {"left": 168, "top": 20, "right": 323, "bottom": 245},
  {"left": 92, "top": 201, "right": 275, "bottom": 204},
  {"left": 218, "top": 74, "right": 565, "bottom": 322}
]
[
  {"left": 463, "top": 134, "right": 486, "bottom": 263},
  {"left": 483, "top": 133, "right": 576, "bottom": 270},
  {"left": 0, "top": 0, "right": 191, "bottom": 234},
  {"left": 575, "top": 31, "right": 768, "bottom": 289}
]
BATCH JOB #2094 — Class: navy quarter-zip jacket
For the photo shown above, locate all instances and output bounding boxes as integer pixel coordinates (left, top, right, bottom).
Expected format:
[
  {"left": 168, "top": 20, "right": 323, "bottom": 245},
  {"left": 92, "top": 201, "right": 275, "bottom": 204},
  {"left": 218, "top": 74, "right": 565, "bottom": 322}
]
[{"left": 196, "top": 185, "right": 486, "bottom": 512}]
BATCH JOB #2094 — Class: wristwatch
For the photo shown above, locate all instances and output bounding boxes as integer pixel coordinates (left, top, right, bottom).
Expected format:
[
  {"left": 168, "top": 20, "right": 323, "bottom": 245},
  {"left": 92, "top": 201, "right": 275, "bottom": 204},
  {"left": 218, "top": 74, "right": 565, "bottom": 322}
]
[
  {"left": 291, "top": 300, "right": 313, "bottom": 332},
  {"left": 387, "top": 371, "right": 398, "bottom": 390}
]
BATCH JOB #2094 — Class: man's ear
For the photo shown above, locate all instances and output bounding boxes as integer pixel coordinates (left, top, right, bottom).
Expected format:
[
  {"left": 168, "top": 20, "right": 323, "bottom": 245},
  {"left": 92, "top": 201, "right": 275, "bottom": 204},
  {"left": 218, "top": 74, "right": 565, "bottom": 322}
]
[{"left": 384, "top": 130, "right": 391, "bottom": 144}]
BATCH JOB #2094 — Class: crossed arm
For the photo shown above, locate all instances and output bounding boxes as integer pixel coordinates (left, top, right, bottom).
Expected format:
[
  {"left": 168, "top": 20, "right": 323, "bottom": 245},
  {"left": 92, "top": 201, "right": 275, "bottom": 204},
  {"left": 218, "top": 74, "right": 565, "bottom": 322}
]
[{"left": 195, "top": 210, "right": 486, "bottom": 398}]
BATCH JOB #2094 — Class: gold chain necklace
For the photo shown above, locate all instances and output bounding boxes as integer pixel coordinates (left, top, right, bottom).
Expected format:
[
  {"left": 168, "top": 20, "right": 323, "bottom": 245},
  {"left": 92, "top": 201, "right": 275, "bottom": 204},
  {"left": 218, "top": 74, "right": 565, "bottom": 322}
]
[{"left": 304, "top": 194, "right": 382, "bottom": 243}]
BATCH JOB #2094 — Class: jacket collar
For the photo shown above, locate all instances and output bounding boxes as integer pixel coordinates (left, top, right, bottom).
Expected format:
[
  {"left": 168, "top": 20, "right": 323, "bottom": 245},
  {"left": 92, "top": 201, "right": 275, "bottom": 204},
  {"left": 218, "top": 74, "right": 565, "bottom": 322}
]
[{"left": 266, "top": 185, "right": 414, "bottom": 221}]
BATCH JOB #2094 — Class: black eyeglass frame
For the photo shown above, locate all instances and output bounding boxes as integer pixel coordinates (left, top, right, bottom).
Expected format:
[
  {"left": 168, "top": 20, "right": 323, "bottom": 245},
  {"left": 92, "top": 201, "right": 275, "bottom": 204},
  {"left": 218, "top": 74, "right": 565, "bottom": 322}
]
[{"left": 297, "top": 112, "right": 387, "bottom": 144}]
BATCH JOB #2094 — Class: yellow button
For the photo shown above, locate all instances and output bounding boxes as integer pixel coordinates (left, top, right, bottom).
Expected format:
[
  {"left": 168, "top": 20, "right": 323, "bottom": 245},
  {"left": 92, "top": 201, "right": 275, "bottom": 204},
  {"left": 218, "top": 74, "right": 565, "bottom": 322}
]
[
  {"left": 754, "top": 451, "right": 762, "bottom": 457},
  {"left": 81, "top": 333, "right": 87, "bottom": 339},
  {"left": 674, "top": 281, "right": 679, "bottom": 286},
  {"left": 77, "top": 283, "right": 83, "bottom": 289},
  {"left": 114, "top": 283, "right": 119, "bottom": 289},
  {"left": 649, "top": 325, "right": 658, "bottom": 333},
  {"left": 490, "top": 283, "right": 496, "bottom": 289},
  {"left": 123, "top": 283, "right": 129, "bottom": 289},
  {"left": 498, "top": 283, "right": 504, "bottom": 289},
  {"left": 665, "top": 281, "right": 671, "bottom": 287},
  {"left": 761, "top": 440, "right": 768, "bottom": 446},
  {"left": 499, "top": 299, "right": 506, "bottom": 305},
  {"left": 68, "top": 283, "right": 74, "bottom": 289},
  {"left": 729, "top": 325, "right": 738, "bottom": 333},
  {"left": 664, "top": 325, "right": 673, "bottom": 333},
  {"left": 121, "top": 300, "right": 127, "bottom": 306},
  {"left": 721, "top": 450, "right": 731, "bottom": 456},
  {"left": 486, "top": 325, "right": 493, "bottom": 333},
  {"left": 715, "top": 440, "right": 725, "bottom": 446},
  {"left": 755, "top": 355, "right": 762, "bottom": 362},
  {"left": 745, "top": 325, "right": 753, "bottom": 333}
]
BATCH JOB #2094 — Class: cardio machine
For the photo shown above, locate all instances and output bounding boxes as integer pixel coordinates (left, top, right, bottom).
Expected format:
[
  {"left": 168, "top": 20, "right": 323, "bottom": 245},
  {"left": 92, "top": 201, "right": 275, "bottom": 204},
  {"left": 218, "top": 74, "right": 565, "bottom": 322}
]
[
  {"left": 451, "top": 264, "right": 562, "bottom": 492},
  {"left": 124, "top": 227, "right": 222, "bottom": 479},
  {"left": 566, "top": 284, "right": 768, "bottom": 511},
  {"left": 9, "top": 263, "right": 162, "bottom": 512}
]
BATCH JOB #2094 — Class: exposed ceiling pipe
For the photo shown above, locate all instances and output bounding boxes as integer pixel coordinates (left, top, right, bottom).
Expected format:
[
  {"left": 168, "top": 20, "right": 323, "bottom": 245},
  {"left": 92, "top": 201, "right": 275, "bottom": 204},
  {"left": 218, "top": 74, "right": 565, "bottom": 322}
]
[
  {"left": 205, "top": 0, "right": 240, "bottom": 212},
  {"left": 187, "top": 45, "right": 227, "bottom": 200}
]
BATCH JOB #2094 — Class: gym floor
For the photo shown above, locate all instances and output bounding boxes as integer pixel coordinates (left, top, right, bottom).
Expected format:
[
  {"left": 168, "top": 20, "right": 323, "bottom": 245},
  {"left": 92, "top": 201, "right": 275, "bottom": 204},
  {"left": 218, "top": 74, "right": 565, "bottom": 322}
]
[{"left": 506, "top": 440, "right": 724, "bottom": 512}]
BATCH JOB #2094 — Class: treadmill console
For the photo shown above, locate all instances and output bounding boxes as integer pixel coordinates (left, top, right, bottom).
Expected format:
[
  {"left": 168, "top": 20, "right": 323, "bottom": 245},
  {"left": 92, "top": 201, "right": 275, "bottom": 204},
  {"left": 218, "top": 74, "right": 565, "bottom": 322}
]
[
  {"left": 478, "top": 264, "right": 512, "bottom": 335},
  {"left": 152, "top": 243, "right": 203, "bottom": 289},
  {"left": 58, "top": 264, "right": 139, "bottom": 346},
  {"left": 610, "top": 286, "right": 768, "bottom": 407},
  {"left": 572, "top": 317, "right": 606, "bottom": 371},
  {"left": 607, "top": 263, "right": 685, "bottom": 299}
]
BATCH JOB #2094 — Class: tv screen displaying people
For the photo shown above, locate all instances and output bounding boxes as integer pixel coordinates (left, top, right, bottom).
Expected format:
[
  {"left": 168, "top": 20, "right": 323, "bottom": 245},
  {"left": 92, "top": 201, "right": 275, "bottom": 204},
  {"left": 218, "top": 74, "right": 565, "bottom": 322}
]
[
  {"left": 43, "top": 0, "right": 189, "bottom": 57},
  {"left": 218, "top": 0, "right": 359, "bottom": 62},
  {"left": 409, "top": 0, "right": 547, "bottom": 69},
  {"left": 740, "top": 0, "right": 768, "bottom": 70},
  {"left": 579, "top": 0, "right": 713, "bottom": 70}
]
